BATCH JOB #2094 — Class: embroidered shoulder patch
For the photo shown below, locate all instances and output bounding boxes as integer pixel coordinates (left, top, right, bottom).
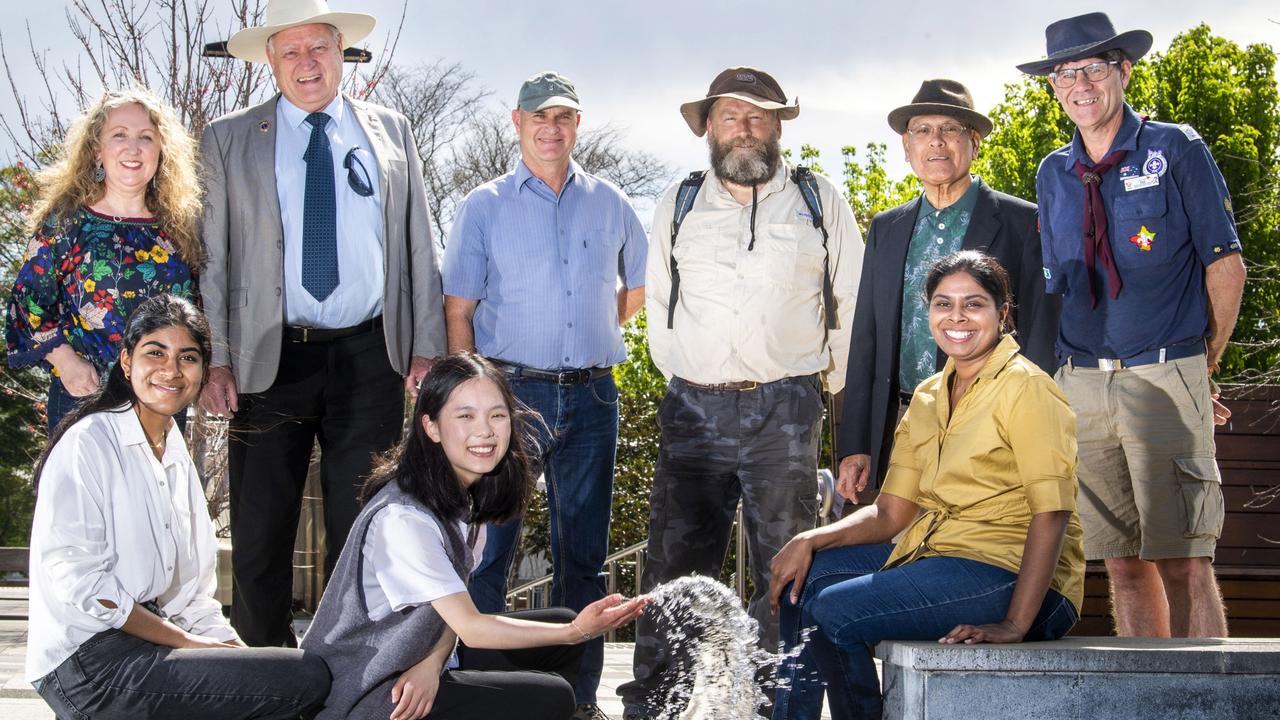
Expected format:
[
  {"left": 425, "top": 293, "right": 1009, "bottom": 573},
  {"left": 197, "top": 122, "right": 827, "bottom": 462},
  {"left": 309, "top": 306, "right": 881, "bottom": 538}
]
[{"left": 1179, "top": 124, "right": 1202, "bottom": 142}]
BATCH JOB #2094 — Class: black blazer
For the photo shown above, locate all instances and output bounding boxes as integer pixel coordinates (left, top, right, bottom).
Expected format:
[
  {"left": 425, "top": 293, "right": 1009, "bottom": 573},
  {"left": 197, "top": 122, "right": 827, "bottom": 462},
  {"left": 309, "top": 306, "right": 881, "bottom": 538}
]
[{"left": 837, "top": 184, "right": 1060, "bottom": 488}]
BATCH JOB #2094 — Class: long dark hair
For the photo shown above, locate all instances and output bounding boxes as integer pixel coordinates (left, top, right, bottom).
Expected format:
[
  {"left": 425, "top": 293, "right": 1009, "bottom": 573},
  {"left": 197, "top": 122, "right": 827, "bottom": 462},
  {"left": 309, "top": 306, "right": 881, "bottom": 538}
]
[
  {"left": 33, "top": 294, "right": 212, "bottom": 488},
  {"left": 924, "top": 249, "right": 1015, "bottom": 334},
  {"left": 359, "top": 353, "right": 536, "bottom": 525}
]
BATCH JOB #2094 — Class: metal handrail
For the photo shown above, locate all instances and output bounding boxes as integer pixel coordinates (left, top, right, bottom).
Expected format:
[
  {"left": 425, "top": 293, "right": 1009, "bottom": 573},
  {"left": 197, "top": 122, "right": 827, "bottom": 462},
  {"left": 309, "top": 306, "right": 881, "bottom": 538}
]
[{"left": 503, "top": 471, "right": 838, "bottom": 634}]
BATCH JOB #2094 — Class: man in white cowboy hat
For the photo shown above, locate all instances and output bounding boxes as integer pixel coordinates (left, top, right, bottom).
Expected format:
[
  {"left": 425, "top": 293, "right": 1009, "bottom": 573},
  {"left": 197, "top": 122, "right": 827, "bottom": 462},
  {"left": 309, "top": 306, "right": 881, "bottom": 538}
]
[
  {"left": 620, "top": 66, "right": 862, "bottom": 720},
  {"left": 836, "top": 78, "right": 1057, "bottom": 505},
  {"left": 199, "top": 0, "right": 446, "bottom": 647},
  {"left": 441, "top": 70, "right": 648, "bottom": 720},
  {"left": 1019, "top": 12, "right": 1246, "bottom": 638}
]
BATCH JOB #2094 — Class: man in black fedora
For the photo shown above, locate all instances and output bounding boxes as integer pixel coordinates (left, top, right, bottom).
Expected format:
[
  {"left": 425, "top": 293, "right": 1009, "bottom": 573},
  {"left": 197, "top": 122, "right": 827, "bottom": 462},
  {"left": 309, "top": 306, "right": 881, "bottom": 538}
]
[
  {"left": 1019, "top": 12, "right": 1245, "bottom": 638},
  {"left": 835, "top": 78, "right": 1057, "bottom": 505}
]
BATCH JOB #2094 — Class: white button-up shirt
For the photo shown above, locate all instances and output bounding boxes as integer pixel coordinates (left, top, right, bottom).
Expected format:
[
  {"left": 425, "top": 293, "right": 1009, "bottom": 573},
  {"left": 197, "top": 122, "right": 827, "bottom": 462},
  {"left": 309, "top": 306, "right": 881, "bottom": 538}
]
[
  {"left": 645, "top": 164, "right": 863, "bottom": 392},
  {"left": 26, "top": 408, "right": 237, "bottom": 681}
]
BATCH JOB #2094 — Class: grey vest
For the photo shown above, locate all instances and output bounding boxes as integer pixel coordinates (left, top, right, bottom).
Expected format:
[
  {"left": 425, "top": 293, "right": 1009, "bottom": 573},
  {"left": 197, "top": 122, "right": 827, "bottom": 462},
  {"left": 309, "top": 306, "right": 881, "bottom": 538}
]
[{"left": 301, "top": 483, "right": 474, "bottom": 719}]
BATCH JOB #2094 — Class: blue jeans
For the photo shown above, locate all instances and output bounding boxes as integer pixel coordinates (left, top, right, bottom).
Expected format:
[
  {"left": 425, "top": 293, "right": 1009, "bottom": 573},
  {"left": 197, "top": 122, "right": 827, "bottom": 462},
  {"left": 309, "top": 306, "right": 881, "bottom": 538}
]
[
  {"left": 468, "top": 372, "right": 618, "bottom": 703},
  {"left": 773, "top": 544, "right": 1078, "bottom": 720},
  {"left": 34, "top": 628, "right": 330, "bottom": 719}
]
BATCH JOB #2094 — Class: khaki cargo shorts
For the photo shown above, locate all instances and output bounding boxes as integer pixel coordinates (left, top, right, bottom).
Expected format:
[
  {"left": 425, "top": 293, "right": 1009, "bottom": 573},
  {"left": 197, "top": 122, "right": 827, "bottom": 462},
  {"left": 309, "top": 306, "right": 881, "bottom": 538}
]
[{"left": 1055, "top": 353, "right": 1224, "bottom": 561}]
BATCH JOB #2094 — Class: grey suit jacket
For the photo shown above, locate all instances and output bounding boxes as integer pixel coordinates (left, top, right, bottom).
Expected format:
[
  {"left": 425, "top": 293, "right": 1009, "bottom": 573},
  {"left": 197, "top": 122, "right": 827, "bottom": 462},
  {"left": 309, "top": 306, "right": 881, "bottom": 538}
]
[{"left": 199, "top": 94, "right": 446, "bottom": 394}]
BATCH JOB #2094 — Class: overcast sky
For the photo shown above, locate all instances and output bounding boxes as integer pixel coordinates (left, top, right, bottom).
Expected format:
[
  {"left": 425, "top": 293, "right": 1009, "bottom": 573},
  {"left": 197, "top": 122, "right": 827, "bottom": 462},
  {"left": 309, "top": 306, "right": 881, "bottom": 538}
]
[{"left": 4, "top": 2, "right": 1278, "bottom": 185}]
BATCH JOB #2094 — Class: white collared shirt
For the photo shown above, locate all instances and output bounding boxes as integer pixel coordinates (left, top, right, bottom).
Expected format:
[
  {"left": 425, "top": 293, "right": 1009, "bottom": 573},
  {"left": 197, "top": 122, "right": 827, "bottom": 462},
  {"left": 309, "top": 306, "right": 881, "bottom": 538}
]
[
  {"left": 275, "top": 93, "right": 385, "bottom": 328},
  {"left": 26, "top": 408, "right": 238, "bottom": 681}
]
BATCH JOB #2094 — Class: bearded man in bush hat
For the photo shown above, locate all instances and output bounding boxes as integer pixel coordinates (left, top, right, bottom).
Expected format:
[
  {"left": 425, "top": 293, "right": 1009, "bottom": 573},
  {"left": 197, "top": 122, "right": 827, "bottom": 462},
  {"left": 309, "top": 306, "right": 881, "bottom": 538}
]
[
  {"left": 199, "top": 0, "right": 446, "bottom": 646},
  {"left": 620, "top": 66, "right": 863, "bottom": 720},
  {"left": 1019, "top": 12, "right": 1245, "bottom": 638},
  {"left": 836, "top": 78, "right": 1057, "bottom": 507}
]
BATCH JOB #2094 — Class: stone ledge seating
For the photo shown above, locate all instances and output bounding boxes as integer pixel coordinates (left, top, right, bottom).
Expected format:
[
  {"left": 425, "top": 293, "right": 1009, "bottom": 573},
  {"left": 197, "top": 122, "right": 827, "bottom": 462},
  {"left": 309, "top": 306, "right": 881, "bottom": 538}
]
[{"left": 877, "top": 636, "right": 1280, "bottom": 719}]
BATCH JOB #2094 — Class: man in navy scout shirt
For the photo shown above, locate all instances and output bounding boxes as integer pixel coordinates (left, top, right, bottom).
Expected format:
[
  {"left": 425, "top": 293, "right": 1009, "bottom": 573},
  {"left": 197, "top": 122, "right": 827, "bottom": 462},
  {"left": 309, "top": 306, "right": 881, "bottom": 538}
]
[
  {"left": 442, "top": 71, "right": 647, "bottom": 720},
  {"left": 1019, "top": 13, "right": 1246, "bottom": 639}
]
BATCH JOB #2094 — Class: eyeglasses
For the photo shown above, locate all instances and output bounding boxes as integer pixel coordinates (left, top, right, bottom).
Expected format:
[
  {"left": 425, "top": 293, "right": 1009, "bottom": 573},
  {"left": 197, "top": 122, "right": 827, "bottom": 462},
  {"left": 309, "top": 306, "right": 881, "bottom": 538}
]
[
  {"left": 906, "top": 123, "right": 970, "bottom": 140},
  {"left": 343, "top": 147, "right": 374, "bottom": 197},
  {"left": 1049, "top": 61, "right": 1120, "bottom": 89}
]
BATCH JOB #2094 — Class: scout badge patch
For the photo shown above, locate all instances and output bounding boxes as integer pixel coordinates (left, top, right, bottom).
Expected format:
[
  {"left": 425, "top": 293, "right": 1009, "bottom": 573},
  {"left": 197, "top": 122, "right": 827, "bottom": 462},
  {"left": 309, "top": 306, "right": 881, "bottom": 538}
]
[
  {"left": 1129, "top": 225, "right": 1156, "bottom": 252},
  {"left": 1144, "top": 149, "right": 1168, "bottom": 177}
]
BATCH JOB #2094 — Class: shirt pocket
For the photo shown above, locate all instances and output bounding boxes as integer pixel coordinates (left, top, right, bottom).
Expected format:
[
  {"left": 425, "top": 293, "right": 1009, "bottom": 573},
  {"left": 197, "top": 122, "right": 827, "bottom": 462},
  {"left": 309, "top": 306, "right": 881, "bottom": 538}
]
[
  {"left": 583, "top": 229, "right": 623, "bottom": 285},
  {"left": 1111, "top": 190, "right": 1170, "bottom": 266},
  {"left": 670, "top": 227, "right": 726, "bottom": 291},
  {"left": 753, "top": 223, "right": 825, "bottom": 288}
]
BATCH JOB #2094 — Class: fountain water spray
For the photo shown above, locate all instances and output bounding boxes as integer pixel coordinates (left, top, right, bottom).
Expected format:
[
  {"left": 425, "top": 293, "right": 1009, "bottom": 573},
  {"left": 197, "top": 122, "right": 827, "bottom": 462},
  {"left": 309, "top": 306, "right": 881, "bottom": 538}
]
[{"left": 640, "top": 575, "right": 813, "bottom": 720}]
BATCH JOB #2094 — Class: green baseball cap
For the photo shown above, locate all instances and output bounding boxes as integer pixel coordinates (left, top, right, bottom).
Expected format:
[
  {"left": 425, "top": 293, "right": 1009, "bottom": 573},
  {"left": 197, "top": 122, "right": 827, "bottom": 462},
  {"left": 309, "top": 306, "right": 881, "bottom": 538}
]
[{"left": 517, "top": 71, "right": 581, "bottom": 112}]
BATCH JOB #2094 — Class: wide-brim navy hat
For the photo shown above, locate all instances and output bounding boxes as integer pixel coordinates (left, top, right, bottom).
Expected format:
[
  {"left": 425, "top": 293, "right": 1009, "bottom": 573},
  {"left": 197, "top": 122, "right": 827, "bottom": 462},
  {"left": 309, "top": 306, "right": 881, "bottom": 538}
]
[{"left": 1016, "top": 12, "right": 1152, "bottom": 76}]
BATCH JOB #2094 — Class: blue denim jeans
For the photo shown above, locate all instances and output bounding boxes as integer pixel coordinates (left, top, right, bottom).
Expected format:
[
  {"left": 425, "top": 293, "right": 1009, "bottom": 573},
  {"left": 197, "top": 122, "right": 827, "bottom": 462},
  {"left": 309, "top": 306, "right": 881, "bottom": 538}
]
[
  {"left": 34, "top": 628, "right": 330, "bottom": 719},
  {"left": 772, "top": 544, "right": 1078, "bottom": 720},
  {"left": 468, "top": 371, "right": 618, "bottom": 703}
]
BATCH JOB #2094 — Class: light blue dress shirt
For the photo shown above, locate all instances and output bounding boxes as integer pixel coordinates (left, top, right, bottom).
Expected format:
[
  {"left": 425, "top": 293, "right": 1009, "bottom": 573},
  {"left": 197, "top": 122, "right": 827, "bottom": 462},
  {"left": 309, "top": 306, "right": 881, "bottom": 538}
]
[
  {"left": 275, "top": 94, "right": 384, "bottom": 328},
  {"left": 442, "top": 160, "right": 647, "bottom": 369}
]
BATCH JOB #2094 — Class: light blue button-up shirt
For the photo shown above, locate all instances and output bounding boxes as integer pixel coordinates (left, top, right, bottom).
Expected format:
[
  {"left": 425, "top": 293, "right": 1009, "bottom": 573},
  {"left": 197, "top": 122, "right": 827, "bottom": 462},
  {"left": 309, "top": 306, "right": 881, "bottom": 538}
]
[
  {"left": 275, "top": 94, "right": 384, "bottom": 328},
  {"left": 442, "top": 160, "right": 647, "bottom": 369}
]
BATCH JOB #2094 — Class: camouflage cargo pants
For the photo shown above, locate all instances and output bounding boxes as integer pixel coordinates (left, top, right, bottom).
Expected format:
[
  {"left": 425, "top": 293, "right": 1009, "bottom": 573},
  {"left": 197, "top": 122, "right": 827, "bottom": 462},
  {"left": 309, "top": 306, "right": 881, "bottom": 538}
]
[{"left": 619, "top": 374, "right": 823, "bottom": 715}]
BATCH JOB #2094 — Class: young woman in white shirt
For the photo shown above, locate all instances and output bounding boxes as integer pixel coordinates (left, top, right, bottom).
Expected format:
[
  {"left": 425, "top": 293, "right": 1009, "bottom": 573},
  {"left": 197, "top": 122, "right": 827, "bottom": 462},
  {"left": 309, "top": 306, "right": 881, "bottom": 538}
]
[
  {"left": 301, "top": 353, "right": 649, "bottom": 720},
  {"left": 26, "top": 294, "right": 331, "bottom": 719}
]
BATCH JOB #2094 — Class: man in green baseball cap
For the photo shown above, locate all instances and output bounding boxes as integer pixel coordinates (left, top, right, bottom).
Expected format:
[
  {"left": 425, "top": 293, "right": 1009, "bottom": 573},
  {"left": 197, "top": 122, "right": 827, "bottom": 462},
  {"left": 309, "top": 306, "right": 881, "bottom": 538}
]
[{"left": 443, "top": 70, "right": 648, "bottom": 720}]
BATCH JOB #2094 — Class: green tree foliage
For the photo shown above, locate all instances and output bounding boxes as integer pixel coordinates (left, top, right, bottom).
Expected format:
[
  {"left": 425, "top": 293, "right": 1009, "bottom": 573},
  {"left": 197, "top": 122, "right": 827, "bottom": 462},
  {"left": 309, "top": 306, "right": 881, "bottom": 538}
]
[
  {"left": 837, "top": 144, "right": 920, "bottom": 237},
  {"left": 0, "top": 162, "right": 45, "bottom": 547}
]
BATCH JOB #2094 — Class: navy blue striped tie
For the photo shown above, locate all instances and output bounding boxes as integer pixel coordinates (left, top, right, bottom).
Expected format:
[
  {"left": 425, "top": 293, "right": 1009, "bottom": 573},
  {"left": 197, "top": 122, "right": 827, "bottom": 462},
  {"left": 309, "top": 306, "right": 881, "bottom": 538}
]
[{"left": 302, "top": 111, "right": 338, "bottom": 301}]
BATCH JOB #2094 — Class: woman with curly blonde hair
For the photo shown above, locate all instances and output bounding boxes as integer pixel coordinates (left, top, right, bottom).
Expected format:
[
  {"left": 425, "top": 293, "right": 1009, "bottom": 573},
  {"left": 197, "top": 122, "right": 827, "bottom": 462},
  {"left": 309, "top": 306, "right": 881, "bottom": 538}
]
[{"left": 5, "top": 86, "right": 206, "bottom": 431}]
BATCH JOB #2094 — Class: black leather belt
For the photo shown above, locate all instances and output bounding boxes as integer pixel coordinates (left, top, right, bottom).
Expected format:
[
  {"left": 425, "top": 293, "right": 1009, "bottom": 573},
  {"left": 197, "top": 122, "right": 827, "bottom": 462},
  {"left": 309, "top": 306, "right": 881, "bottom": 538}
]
[
  {"left": 284, "top": 316, "right": 381, "bottom": 343},
  {"left": 493, "top": 361, "right": 611, "bottom": 385},
  {"left": 1070, "top": 339, "right": 1205, "bottom": 371}
]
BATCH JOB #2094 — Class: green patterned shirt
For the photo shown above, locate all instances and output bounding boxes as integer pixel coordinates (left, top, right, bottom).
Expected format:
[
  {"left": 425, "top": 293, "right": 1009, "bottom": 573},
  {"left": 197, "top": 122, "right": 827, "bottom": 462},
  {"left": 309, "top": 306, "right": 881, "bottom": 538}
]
[{"left": 898, "top": 177, "right": 981, "bottom": 393}]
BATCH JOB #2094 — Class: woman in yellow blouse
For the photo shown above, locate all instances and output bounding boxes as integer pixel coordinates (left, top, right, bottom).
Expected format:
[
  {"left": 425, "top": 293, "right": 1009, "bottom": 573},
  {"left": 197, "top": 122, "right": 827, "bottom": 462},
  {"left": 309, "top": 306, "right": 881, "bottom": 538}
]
[{"left": 768, "top": 250, "right": 1085, "bottom": 720}]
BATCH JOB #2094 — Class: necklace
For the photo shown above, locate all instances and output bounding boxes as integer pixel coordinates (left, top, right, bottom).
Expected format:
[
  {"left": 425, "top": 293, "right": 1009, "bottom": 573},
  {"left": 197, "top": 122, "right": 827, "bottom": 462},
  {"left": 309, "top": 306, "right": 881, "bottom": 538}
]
[{"left": 134, "top": 406, "right": 168, "bottom": 455}]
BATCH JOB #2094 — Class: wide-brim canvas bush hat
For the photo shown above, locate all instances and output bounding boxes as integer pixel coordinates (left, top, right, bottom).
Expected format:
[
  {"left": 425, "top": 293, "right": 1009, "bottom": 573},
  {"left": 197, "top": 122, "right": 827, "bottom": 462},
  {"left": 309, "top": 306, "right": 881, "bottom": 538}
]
[
  {"left": 1016, "top": 12, "right": 1152, "bottom": 76},
  {"left": 227, "top": 0, "right": 376, "bottom": 64},
  {"left": 679, "top": 66, "right": 799, "bottom": 137},
  {"left": 887, "top": 79, "right": 992, "bottom": 138}
]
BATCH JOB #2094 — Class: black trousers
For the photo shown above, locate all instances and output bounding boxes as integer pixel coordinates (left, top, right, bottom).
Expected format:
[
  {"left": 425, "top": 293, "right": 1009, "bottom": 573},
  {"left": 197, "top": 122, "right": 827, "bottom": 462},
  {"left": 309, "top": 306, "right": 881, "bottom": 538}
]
[
  {"left": 345, "top": 608, "right": 583, "bottom": 720},
  {"left": 229, "top": 326, "right": 404, "bottom": 647}
]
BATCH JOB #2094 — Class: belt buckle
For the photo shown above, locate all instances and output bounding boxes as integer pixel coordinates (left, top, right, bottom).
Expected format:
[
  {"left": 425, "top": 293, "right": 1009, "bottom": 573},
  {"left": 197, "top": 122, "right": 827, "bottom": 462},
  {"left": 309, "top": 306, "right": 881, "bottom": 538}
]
[
  {"left": 556, "top": 369, "right": 582, "bottom": 385},
  {"left": 302, "top": 327, "right": 310, "bottom": 343},
  {"left": 741, "top": 381, "right": 759, "bottom": 391},
  {"left": 1097, "top": 357, "right": 1123, "bottom": 371}
]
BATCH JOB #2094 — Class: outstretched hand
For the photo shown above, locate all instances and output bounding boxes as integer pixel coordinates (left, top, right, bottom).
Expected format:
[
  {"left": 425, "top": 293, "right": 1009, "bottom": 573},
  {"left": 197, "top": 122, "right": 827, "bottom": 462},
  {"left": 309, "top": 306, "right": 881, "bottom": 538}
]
[
  {"left": 939, "top": 619, "right": 1026, "bottom": 645},
  {"left": 573, "top": 594, "right": 652, "bottom": 638}
]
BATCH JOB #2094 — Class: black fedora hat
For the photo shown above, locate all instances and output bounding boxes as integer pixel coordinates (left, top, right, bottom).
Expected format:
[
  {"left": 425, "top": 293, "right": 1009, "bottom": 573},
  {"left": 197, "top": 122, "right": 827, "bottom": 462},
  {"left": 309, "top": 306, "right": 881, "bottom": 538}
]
[
  {"left": 887, "top": 79, "right": 992, "bottom": 138},
  {"left": 1017, "top": 12, "right": 1152, "bottom": 76}
]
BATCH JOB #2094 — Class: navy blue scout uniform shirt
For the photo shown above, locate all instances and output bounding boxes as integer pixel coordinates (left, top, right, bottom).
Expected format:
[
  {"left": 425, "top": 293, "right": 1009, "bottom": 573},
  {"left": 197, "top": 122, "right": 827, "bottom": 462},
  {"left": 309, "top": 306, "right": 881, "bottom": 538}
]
[{"left": 1036, "top": 104, "right": 1242, "bottom": 365}]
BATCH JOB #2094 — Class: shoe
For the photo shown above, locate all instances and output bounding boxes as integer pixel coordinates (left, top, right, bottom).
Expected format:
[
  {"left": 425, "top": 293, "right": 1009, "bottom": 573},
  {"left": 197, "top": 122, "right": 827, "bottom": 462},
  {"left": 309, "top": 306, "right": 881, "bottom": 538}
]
[
  {"left": 574, "top": 703, "right": 611, "bottom": 720},
  {"left": 621, "top": 708, "right": 653, "bottom": 720}
]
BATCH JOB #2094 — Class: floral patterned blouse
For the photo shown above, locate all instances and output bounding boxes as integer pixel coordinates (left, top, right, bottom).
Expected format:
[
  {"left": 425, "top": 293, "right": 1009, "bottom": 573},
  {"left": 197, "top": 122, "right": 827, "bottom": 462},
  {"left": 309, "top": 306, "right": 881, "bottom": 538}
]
[{"left": 5, "top": 207, "right": 195, "bottom": 373}]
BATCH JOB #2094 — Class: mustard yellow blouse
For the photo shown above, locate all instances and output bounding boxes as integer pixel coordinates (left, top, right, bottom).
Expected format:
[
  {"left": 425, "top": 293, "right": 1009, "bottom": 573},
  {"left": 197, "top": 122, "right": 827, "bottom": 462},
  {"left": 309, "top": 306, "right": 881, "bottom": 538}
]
[{"left": 880, "top": 334, "right": 1086, "bottom": 611}]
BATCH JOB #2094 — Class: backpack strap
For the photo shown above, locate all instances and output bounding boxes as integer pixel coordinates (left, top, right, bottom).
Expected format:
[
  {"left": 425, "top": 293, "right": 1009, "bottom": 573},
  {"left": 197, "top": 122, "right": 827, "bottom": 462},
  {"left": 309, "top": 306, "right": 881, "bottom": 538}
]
[
  {"left": 667, "top": 170, "right": 707, "bottom": 329},
  {"left": 791, "top": 166, "right": 838, "bottom": 330}
]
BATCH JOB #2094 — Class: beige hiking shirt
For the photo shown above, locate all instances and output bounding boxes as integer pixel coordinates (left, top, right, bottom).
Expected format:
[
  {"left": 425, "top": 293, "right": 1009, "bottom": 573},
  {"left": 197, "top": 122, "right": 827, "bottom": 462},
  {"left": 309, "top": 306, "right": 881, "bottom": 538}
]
[{"left": 645, "top": 164, "right": 863, "bottom": 392}]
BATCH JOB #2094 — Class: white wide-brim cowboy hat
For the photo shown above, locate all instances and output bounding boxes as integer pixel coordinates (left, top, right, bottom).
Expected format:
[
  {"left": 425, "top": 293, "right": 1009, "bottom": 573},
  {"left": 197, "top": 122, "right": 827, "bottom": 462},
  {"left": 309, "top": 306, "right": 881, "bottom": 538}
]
[{"left": 227, "top": 0, "right": 376, "bottom": 64}]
